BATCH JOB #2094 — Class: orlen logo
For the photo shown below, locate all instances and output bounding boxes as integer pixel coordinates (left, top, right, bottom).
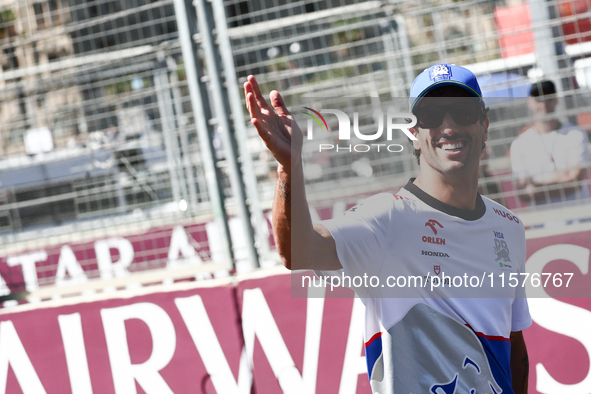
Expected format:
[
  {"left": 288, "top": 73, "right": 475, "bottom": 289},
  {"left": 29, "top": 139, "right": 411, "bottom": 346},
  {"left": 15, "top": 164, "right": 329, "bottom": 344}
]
[
  {"left": 303, "top": 107, "right": 417, "bottom": 153},
  {"left": 423, "top": 219, "right": 445, "bottom": 245},
  {"left": 492, "top": 207, "right": 520, "bottom": 224},
  {"left": 422, "top": 236, "right": 446, "bottom": 245},
  {"left": 425, "top": 219, "right": 443, "bottom": 235}
]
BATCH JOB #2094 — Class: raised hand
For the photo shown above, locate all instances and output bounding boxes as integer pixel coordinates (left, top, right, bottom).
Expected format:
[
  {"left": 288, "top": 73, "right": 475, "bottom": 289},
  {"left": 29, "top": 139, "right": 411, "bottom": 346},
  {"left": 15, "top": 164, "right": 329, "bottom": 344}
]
[
  {"left": 244, "top": 75, "right": 303, "bottom": 173},
  {"left": 244, "top": 76, "right": 340, "bottom": 271}
]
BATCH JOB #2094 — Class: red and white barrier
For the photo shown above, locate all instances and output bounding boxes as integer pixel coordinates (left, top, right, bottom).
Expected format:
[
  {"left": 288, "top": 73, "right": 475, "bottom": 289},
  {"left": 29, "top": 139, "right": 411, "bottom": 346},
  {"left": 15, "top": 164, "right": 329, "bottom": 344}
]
[{"left": 0, "top": 224, "right": 590, "bottom": 393}]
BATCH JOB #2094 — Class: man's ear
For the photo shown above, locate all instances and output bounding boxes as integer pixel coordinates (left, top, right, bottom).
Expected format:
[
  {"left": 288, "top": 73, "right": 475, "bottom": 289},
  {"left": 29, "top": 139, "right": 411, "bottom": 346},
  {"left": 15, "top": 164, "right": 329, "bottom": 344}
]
[{"left": 410, "top": 127, "right": 421, "bottom": 150}]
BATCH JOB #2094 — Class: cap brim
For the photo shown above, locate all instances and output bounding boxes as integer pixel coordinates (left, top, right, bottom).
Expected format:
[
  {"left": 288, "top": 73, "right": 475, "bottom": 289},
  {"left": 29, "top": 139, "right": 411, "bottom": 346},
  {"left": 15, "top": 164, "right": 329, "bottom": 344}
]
[{"left": 410, "top": 81, "right": 483, "bottom": 112}]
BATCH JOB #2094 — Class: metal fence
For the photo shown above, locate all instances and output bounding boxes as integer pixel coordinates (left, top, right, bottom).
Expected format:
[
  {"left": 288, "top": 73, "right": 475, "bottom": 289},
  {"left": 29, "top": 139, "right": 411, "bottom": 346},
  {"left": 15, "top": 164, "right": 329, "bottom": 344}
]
[
  {"left": 0, "top": 0, "right": 590, "bottom": 301},
  {"left": 0, "top": 0, "right": 238, "bottom": 300},
  {"left": 229, "top": 0, "right": 591, "bottom": 218},
  {"left": 0, "top": 0, "right": 192, "bottom": 228}
]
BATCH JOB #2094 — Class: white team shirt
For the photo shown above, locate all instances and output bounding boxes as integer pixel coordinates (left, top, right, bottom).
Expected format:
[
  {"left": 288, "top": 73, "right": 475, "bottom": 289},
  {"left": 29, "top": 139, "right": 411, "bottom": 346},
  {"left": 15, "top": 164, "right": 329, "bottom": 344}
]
[{"left": 317, "top": 179, "right": 532, "bottom": 394}]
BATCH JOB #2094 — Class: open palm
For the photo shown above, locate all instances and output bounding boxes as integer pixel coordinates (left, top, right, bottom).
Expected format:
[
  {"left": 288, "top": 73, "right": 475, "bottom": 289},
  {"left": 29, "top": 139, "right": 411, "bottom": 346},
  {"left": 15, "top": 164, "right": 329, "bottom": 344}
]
[{"left": 244, "top": 75, "right": 303, "bottom": 172}]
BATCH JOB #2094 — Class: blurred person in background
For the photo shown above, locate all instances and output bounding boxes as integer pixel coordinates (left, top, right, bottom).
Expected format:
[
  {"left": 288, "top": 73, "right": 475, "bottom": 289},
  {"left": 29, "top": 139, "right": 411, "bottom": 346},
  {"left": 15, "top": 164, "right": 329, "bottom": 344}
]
[
  {"left": 510, "top": 80, "right": 590, "bottom": 205},
  {"left": 245, "top": 63, "right": 530, "bottom": 394}
]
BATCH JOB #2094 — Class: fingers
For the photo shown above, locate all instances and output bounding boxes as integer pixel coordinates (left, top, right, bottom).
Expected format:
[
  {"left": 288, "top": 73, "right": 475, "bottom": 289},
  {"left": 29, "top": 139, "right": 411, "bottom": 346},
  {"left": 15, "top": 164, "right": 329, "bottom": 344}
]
[
  {"left": 246, "top": 75, "right": 270, "bottom": 110},
  {"left": 248, "top": 75, "right": 264, "bottom": 101},
  {"left": 270, "top": 90, "right": 290, "bottom": 117},
  {"left": 247, "top": 90, "right": 276, "bottom": 145},
  {"left": 244, "top": 79, "right": 256, "bottom": 114},
  {"left": 244, "top": 77, "right": 296, "bottom": 167},
  {"left": 245, "top": 75, "right": 293, "bottom": 145},
  {"left": 245, "top": 91, "right": 259, "bottom": 119}
]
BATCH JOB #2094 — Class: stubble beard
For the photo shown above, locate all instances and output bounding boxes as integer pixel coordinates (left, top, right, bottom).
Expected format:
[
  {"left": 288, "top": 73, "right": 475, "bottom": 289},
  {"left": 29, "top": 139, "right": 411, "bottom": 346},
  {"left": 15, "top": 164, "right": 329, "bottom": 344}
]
[{"left": 421, "top": 138, "right": 479, "bottom": 177}]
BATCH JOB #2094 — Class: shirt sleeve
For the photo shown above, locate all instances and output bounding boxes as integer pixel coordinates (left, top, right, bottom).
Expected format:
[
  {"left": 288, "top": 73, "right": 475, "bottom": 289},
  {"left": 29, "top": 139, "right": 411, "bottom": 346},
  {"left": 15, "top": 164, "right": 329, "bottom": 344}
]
[
  {"left": 314, "top": 193, "right": 394, "bottom": 298},
  {"left": 511, "top": 297, "right": 532, "bottom": 331},
  {"left": 565, "top": 127, "right": 591, "bottom": 167}
]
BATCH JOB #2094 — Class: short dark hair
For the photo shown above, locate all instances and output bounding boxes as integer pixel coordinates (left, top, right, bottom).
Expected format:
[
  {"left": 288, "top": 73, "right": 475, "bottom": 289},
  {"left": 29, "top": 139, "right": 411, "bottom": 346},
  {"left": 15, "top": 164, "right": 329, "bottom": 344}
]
[
  {"left": 410, "top": 86, "right": 488, "bottom": 165},
  {"left": 530, "top": 80, "right": 556, "bottom": 97}
]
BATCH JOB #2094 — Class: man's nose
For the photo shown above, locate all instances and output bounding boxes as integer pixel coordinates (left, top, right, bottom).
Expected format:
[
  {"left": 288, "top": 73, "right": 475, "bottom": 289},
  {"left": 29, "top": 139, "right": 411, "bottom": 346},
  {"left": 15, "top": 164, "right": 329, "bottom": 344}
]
[{"left": 439, "top": 112, "right": 459, "bottom": 134}]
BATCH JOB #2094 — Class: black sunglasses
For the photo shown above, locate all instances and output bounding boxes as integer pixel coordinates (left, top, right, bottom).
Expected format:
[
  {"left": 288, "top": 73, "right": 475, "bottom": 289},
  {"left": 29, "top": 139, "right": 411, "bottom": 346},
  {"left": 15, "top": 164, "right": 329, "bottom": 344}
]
[{"left": 413, "top": 104, "right": 483, "bottom": 129}]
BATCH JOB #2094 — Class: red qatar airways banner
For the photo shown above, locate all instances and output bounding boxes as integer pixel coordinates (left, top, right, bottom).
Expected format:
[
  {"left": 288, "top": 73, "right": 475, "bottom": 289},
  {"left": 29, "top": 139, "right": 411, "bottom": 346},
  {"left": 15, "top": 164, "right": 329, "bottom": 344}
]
[
  {"left": 0, "top": 283, "right": 246, "bottom": 394},
  {"left": 0, "top": 226, "right": 589, "bottom": 393},
  {"left": 0, "top": 215, "right": 274, "bottom": 297},
  {"left": 524, "top": 227, "right": 591, "bottom": 393},
  {"left": 0, "top": 270, "right": 368, "bottom": 394},
  {"left": 0, "top": 222, "right": 213, "bottom": 295}
]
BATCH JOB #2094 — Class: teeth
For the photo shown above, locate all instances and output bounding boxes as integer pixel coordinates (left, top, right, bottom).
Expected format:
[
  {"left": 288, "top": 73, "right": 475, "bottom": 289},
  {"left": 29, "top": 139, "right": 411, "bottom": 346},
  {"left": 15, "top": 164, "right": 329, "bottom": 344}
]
[{"left": 441, "top": 142, "right": 465, "bottom": 150}]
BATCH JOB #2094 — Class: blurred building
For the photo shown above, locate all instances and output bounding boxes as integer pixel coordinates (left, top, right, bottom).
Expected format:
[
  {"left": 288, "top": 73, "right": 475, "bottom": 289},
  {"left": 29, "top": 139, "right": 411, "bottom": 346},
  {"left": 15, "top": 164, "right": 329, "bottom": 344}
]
[
  {"left": 0, "top": 0, "right": 81, "bottom": 154},
  {"left": 0, "top": 0, "right": 184, "bottom": 234}
]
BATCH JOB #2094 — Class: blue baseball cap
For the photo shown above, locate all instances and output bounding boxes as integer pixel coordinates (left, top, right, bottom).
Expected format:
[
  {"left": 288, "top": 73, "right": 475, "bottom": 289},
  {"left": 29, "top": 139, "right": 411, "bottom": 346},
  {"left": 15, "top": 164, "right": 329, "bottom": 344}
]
[{"left": 409, "top": 63, "right": 483, "bottom": 112}]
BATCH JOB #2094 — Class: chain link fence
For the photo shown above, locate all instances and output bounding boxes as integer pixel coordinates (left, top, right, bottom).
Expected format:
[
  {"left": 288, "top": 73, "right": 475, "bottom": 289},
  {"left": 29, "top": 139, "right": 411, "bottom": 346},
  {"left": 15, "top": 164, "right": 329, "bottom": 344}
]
[
  {"left": 0, "top": 0, "right": 234, "bottom": 300},
  {"left": 230, "top": 0, "right": 591, "bottom": 218},
  {"left": 0, "top": 0, "right": 590, "bottom": 301}
]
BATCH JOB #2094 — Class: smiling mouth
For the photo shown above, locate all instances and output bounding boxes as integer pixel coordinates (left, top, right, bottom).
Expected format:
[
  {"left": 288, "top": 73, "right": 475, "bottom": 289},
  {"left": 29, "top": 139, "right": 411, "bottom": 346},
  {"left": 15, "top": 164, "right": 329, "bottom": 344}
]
[{"left": 438, "top": 141, "right": 466, "bottom": 152}]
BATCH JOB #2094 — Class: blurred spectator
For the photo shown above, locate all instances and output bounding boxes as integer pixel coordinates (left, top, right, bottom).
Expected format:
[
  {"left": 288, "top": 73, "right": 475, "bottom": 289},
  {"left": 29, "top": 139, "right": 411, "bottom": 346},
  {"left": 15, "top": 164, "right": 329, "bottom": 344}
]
[{"left": 510, "top": 80, "right": 590, "bottom": 205}]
